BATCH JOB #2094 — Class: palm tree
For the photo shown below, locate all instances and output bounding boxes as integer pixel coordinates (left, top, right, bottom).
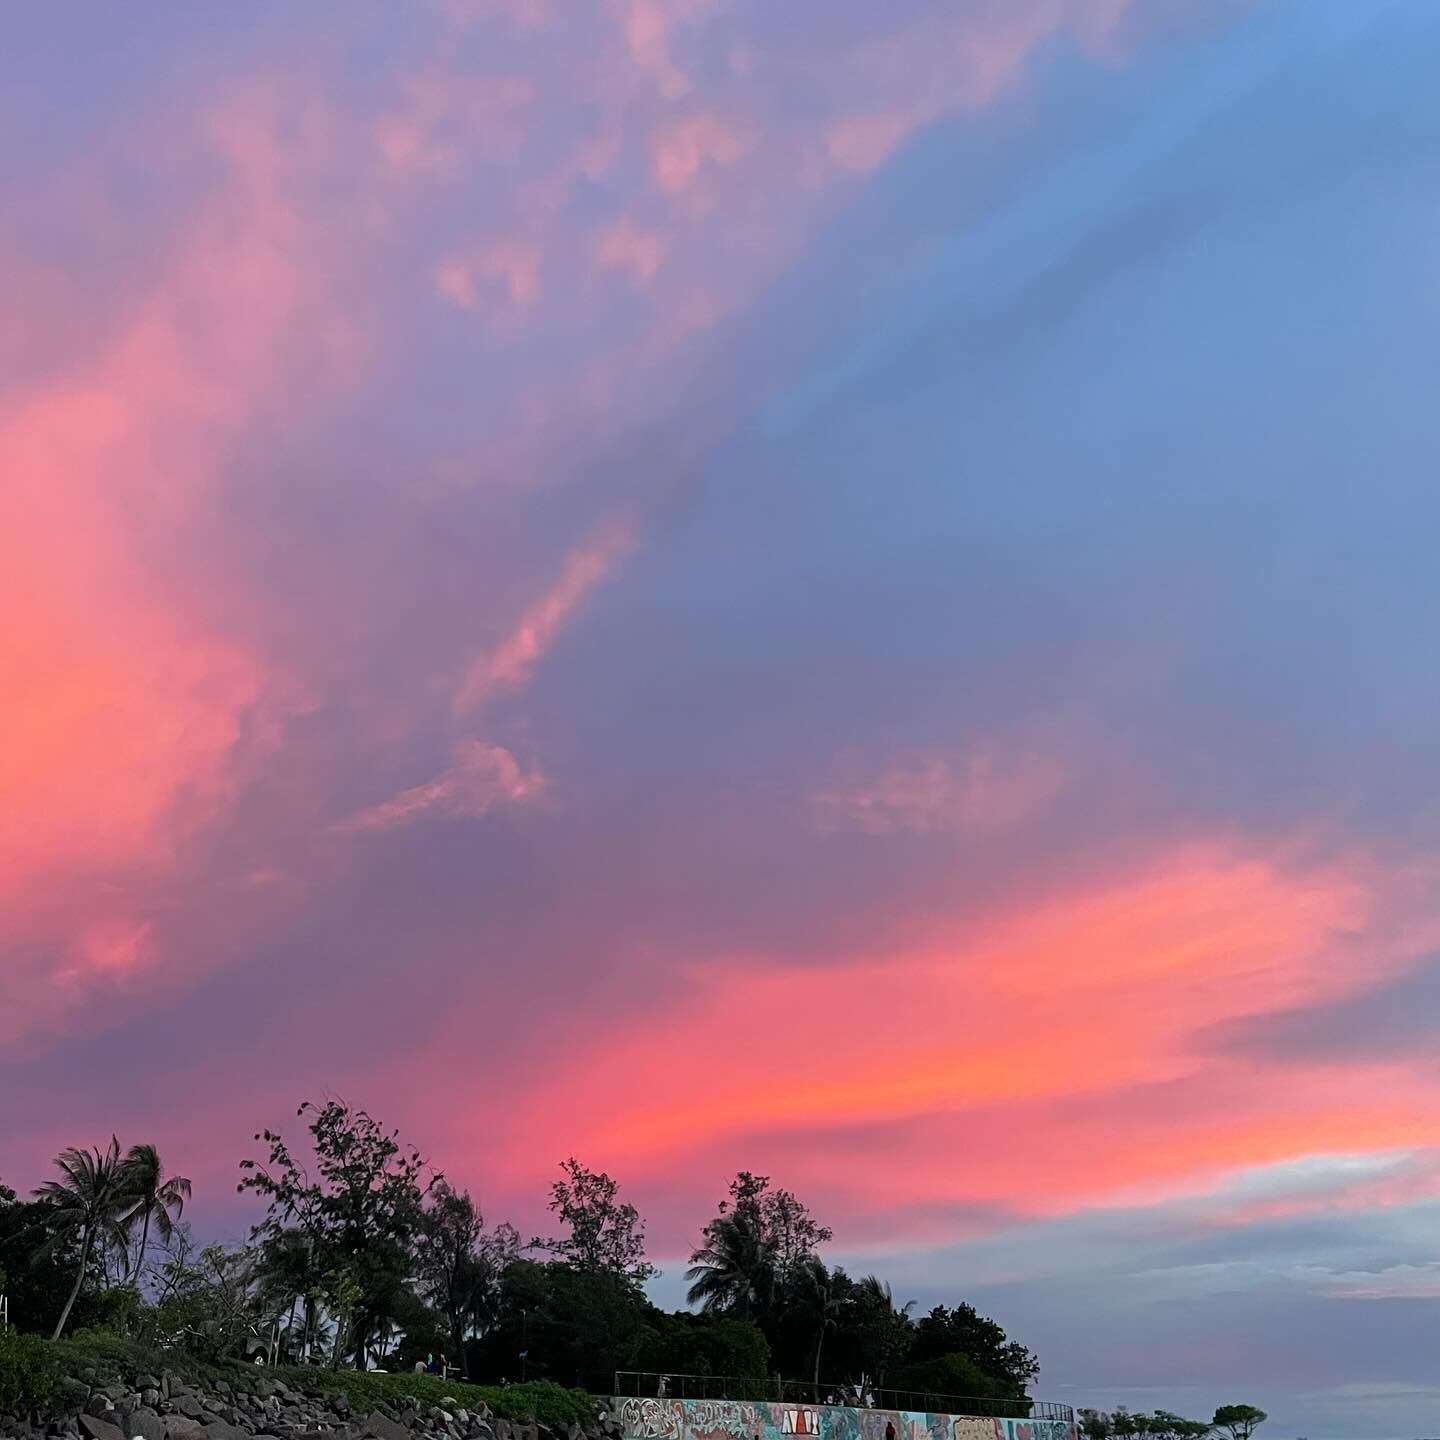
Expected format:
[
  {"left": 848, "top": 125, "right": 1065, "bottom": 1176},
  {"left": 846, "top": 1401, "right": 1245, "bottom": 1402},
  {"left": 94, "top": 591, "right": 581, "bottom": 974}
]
[
  {"left": 686, "top": 1210, "right": 776, "bottom": 1319},
  {"left": 117, "top": 1144, "right": 191, "bottom": 1284},
  {"left": 856, "top": 1274, "right": 916, "bottom": 1381},
  {"left": 33, "top": 1136, "right": 126, "bottom": 1339},
  {"left": 788, "top": 1257, "right": 844, "bottom": 1387}
]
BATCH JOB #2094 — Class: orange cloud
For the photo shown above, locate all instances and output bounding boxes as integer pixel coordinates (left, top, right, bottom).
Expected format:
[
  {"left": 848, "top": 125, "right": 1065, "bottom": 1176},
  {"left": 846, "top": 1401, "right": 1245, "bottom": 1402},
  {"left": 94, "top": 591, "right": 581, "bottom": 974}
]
[{"left": 435, "top": 840, "right": 1440, "bottom": 1232}]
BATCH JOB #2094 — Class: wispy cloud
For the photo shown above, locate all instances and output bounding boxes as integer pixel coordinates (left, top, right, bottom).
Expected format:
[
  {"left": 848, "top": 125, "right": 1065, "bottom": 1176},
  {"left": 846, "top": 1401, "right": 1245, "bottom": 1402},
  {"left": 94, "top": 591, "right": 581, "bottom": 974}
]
[
  {"left": 813, "top": 750, "right": 1065, "bottom": 835},
  {"left": 454, "top": 520, "right": 636, "bottom": 716},
  {"left": 334, "top": 740, "right": 545, "bottom": 835}
]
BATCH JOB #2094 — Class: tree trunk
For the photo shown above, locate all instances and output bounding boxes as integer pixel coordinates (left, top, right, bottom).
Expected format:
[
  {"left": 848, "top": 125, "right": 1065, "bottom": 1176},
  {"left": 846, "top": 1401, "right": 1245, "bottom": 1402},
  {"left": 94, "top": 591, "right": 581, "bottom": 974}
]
[
  {"left": 813, "top": 1324, "right": 825, "bottom": 1388},
  {"left": 132, "top": 1205, "right": 153, "bottom": 1285},
  {"left": 52, "top": 1224, "right": 96, "bottom": 1340},
  {"left": 451, "top": 1316, "right": 466, "bottom": 1380}
]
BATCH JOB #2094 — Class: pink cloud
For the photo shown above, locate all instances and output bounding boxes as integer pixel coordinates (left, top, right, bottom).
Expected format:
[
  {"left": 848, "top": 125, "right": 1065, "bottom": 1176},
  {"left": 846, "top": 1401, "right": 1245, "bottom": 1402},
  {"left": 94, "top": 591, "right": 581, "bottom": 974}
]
[
  {"left": 0, "top": 87, "right": 368, "bottom": 1049},
  {"left": 436, "top": 239, "right": 542, "bottom": 310},
  {"left": 454, "top": 520, "right": 636, "bottom": 715},
  {"left": 335, "top": 741, "right": 545, "bottom": 835},
  {"left": 594, "top": 217, "right": 666, "bottom": 283},
  {"left": 652, "top": 112, "right": 744, "bottom": 194},
  {"left": 813, "top": 750, "right": 1065, "bottom": 834}
]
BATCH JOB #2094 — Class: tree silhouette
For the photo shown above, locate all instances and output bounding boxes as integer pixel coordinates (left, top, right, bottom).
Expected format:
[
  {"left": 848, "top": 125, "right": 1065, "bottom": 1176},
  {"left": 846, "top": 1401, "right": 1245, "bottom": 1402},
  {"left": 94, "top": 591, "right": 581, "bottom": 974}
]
[{"left": 33, "top": 1137, "right": 126, "bottom": 1339}]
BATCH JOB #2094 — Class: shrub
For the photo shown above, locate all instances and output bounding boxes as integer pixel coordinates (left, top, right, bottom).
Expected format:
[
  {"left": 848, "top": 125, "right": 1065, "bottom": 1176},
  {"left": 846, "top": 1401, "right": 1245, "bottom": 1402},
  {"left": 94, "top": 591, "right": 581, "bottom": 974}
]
[{"left": 0, "top": 1328, "right": 61, "bottom": 1414}]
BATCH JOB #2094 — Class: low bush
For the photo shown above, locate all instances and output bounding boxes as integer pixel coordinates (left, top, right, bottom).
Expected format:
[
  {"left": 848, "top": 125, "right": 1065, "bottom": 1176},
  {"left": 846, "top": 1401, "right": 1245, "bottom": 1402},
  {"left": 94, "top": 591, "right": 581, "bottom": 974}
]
[{"left": 0, "top": 1327, "right": 61, "bottom": 1415}]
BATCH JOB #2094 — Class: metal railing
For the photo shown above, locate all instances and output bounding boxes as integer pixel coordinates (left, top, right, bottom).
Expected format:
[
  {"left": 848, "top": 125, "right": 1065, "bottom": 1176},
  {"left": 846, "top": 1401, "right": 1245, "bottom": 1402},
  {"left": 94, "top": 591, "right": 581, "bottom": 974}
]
[{"left": 612, "top": 1373, "right": 1073, "bottom": 1422}]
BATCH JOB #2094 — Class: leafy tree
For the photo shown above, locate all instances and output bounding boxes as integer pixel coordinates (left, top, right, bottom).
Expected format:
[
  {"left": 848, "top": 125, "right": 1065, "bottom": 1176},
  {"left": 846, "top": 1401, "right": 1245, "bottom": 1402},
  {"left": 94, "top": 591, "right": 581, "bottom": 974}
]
[
  {"left": 536, "top": 1159, "right": 655, "bottom": 1285},
  {"left": 894, "top": 1301, "right": 1040, "bottom": 1400},
  {"left": 0, "top": 1181, "right": 104, "bottom": 1337},
  {"left": 415, "top": 1180, "right": 523, "bottom": 1377},
  {"left": 1212, "top": 1406, "right": 1266, "bottom": 1440},
  {"left": 254, "top": 1226, "right": 325, "bottom": 1362},
  {"left": 239, "top": 1100, "right": 430, "bottom": 1367},
  {"left": 829, "top": 1278, "right": 915, "bottom": 1388},
  {"left": 470, "top": 1257, "right": 650, "bottom": 1390},
  {"left": 140, "top": 1240, "right": 263, "bottom": 1362},
  {"left": 32, "top": 1137, "right": 128, "bottom": 1339},
  {"left": 637, "top": 1311, "right": 771, "bottom": 1378},
  {"left": 116, "top": 1143, "right": 191, "bottom": 1284},
  {"left": 1078, "top": 1411, "right": 1112, "bottom": 1440}
]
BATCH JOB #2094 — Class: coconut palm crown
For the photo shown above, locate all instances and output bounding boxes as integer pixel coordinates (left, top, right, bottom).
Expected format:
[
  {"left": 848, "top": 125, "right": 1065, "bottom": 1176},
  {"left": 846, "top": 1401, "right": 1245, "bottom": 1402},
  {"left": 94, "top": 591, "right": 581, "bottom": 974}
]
[{"left": 117, "top": 1142, "right": 192, "bottom": 1283}]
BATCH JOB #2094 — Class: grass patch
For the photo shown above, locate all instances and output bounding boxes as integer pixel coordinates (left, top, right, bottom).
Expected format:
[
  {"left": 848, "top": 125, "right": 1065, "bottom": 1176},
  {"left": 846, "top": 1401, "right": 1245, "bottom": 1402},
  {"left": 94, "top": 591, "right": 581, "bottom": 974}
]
[{"left": 270, "top": 1368, "right": 597, "bottom": 1429}]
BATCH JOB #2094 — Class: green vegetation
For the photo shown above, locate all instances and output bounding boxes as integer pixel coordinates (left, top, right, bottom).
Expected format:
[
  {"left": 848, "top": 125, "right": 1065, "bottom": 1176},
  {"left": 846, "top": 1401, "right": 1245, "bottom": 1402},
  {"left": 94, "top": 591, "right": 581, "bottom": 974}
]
[
  {"left": 0, "top": 1098, "right": 1096, "bottom": 1416},
  {"left": 0, "top": 1326, "right": 59, "bottom": 1413},
  {"left": 1079, "top": 1407, "right": 1266, "bottom": 1440}
]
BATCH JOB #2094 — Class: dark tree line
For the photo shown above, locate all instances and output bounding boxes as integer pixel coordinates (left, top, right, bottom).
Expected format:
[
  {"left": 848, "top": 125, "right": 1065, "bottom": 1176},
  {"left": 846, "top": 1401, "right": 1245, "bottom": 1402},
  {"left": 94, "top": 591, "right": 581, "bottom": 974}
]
[{"left": 3, "top": 1100, "right": 1050, "bottom": 1402}]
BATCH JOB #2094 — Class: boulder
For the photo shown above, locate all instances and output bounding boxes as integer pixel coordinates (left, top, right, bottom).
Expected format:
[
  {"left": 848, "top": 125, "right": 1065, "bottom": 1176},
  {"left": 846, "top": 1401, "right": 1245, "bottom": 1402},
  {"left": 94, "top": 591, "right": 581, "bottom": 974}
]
[
  {"left": 130, "top": 1411, "right": 167, "bottom": 1440},
  {"left": 84, "top": 1398, "right": 117, "bottom": 1419},
  {"left": 141, "top": 1393, "right": 163, "bottom": 1411},
  {"left": 492, "top": 1421, "right": 513, "bottom": 1440},
  {"left": 135, "top": 1380, "right": 161, "bottom": 1396},
  {"left": 360, "top": 1414, "right": 411, "bottom": 1440},
  {"left": 165, "top": 1417, "right": 206, "bottom": 1439},
  {"left": 79, "top": 1416, "right": 126, "bottom": 1440},
  {"left": 202, "top": 1422, "right": 250, "bottom": 1440}
]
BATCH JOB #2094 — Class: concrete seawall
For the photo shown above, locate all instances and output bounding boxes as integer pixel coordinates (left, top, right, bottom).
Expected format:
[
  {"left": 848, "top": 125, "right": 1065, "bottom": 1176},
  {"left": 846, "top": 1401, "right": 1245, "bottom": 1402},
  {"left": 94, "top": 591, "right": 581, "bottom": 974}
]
[{"left": 611, "top": 1397, "right": 1077, "bottom": 1440}]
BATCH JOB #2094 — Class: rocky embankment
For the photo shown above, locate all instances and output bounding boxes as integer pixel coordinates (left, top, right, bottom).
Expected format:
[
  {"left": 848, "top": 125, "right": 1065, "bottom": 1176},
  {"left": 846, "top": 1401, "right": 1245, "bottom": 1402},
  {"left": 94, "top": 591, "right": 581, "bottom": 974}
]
[{"left": 0, "top": 1371, "right": 618, "bottom": 1440}]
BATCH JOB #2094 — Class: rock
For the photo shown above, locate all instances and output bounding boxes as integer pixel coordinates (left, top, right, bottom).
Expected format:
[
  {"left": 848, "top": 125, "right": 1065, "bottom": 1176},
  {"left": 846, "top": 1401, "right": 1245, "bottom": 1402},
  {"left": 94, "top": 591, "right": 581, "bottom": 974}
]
[
  {"left": 84, "top": 1398, "right": 117, "bottom": 1419},
  {"left": 130, "top": 1412, "right": 167, "bottom": 1440},
  {"left": 165, "top": 1418, "right": 206, "bottom": 1439},
  {"left": 141, "top": 1393, "right": 162, "bottom": 1411},
  {"left": 361, "top": 1414, "right": 411, "bottom": 1440},
  {"left": 493, "top": 1421, "right": 513, "bottom": 1440},
  {"left": 202, "top": 1422, "right": 250, "bottom": 1440},
  {"left": 79, "top": 1416, "right": 126, "bottom": 1440},
  {"left": 135, "top": 1380, "right": 160, "bottom": 1396},
  {"left": 472, "top": 1412, "right": 490, "bottom": 1427},
  {"left": 469, "top": 1425, "right": 494, "bottom": 1440}
]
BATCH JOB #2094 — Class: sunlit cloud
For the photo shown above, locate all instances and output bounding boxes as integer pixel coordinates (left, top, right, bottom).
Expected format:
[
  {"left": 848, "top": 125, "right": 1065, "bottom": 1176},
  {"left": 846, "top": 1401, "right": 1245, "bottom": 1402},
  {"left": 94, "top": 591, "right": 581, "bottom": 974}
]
[
  {"left": 454, "top": 520, "right": 637, "bottom": 716},
  {"left": 335, "top": 741, "right": 546, "bottom": 835}
]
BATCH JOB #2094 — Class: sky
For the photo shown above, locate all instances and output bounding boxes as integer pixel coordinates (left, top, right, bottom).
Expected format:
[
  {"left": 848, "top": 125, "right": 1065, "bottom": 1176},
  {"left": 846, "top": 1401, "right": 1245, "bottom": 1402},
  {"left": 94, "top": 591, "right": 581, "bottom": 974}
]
[{"left": 4, "top": 0, "right": 1440, "bottom": 1434}]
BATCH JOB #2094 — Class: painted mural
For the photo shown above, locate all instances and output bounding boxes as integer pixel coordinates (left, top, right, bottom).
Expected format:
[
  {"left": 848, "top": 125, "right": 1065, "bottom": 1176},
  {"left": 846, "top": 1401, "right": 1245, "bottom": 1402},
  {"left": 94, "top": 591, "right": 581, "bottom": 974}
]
[{"left": 612, "top": 1398, "right": 1077, "bottom": 1440}]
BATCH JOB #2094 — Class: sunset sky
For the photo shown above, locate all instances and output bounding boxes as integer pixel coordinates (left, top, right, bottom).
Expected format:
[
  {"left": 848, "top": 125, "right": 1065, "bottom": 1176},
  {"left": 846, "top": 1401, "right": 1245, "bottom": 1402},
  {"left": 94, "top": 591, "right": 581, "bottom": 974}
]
[{"left": 6, "top": 2, "right": 1440, "bottom": 1434}]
